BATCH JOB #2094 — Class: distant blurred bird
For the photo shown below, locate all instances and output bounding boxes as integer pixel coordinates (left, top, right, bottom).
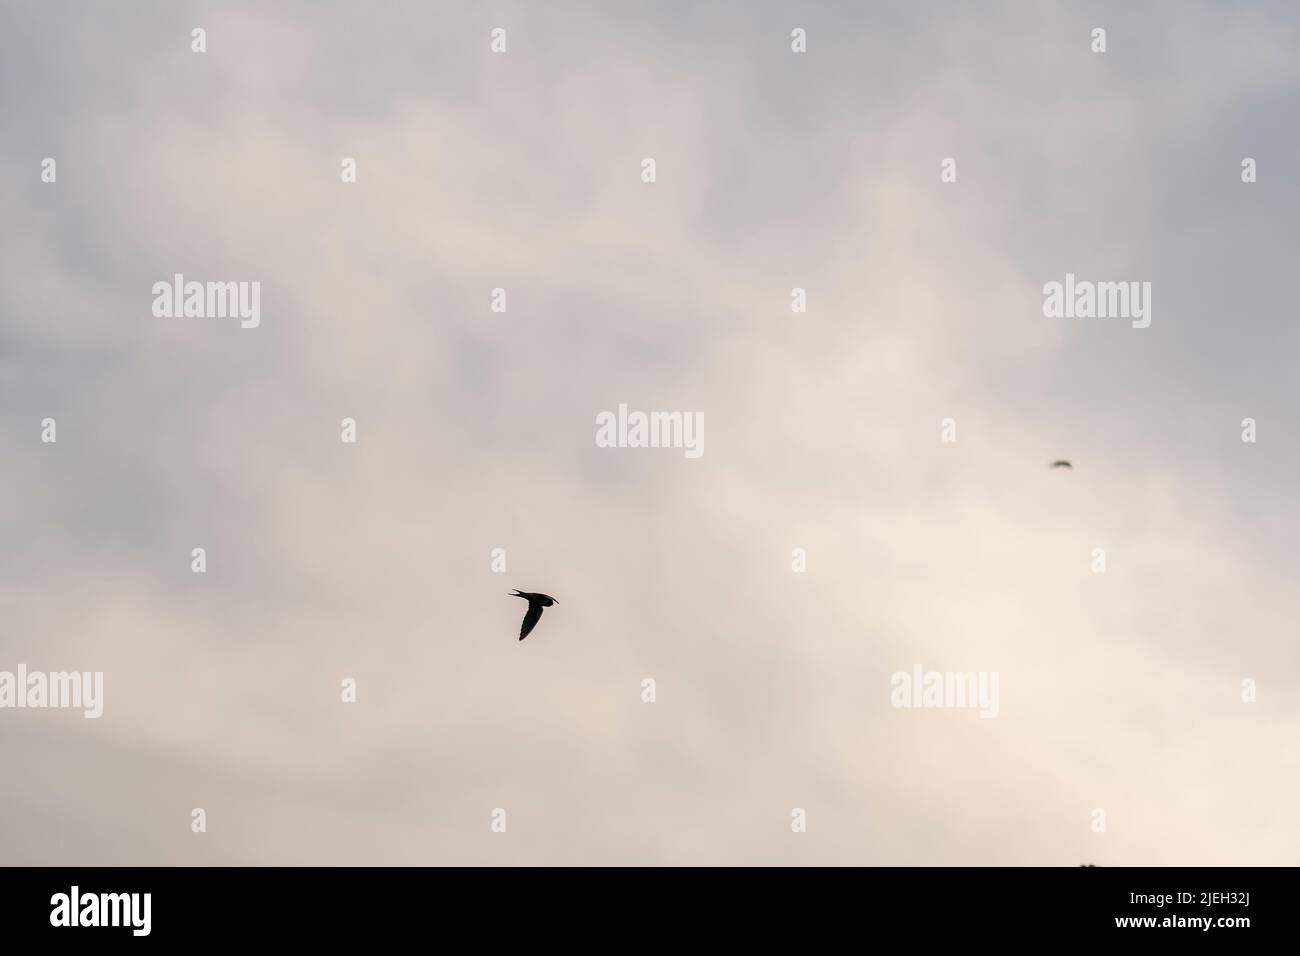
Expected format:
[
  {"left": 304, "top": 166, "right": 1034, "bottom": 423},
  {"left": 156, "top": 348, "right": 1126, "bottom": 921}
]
[
  {"left": 510, "top": 590, "right": 558, "bottom": 641},
  {"left": 1050, "top": 460, "right": 1073, "bottom": 469}
]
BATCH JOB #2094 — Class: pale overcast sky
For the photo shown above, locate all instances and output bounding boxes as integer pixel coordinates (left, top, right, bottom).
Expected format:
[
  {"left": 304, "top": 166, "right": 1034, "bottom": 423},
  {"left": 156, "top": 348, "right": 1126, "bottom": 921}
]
[{"left": 1, "top": 0, "right": 1298, "bottom": 864}]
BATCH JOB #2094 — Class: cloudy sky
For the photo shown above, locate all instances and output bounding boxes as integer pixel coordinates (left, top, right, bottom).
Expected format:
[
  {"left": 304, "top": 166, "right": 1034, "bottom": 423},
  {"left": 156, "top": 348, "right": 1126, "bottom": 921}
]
[{"left": 2, "top": 0, "right": 1298, "bottom": 865}]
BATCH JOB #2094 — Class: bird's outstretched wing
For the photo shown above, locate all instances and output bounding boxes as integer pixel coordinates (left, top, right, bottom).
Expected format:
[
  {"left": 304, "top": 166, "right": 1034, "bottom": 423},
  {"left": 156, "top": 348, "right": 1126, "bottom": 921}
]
[{"left": 519, "top": 601, "right": 544, "bottom": 641}]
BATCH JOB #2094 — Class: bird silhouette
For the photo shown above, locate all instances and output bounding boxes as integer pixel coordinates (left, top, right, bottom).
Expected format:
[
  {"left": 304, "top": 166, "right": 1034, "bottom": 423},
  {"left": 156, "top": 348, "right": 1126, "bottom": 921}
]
[
  {"left": 1050, "top": 460, "right": 1073, "bottom": 469},
  {"left": 510, "top": 590, "right": 558, "bottom": 641}
]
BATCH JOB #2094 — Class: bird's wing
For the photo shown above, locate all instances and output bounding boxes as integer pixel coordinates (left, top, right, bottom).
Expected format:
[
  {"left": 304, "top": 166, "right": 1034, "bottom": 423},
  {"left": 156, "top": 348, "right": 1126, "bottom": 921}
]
[{"left": 519, "top": 602, "right": 544, "bottom": 641}]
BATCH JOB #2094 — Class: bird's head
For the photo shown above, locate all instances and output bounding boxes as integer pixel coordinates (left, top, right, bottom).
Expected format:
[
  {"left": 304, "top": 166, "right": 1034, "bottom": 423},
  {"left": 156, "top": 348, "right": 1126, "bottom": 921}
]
[{"left": 539, "top": 595, "right": 557, "bottom": 607}]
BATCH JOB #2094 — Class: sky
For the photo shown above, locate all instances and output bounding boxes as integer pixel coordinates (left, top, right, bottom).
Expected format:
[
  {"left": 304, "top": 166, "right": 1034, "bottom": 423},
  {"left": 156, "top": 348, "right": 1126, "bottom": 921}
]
[{"left": 1, "top": 0, "right": 1298, "bottom": 865}]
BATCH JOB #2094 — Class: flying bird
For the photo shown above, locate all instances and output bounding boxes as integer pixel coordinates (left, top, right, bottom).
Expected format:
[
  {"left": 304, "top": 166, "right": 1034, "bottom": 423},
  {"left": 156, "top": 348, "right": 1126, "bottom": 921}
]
[
  {"left": 510, "top": 589, "right": 558, "bottom": 641},
  {"left": 1050, "top": 460, "right": 1072, "bottom": 469}
]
